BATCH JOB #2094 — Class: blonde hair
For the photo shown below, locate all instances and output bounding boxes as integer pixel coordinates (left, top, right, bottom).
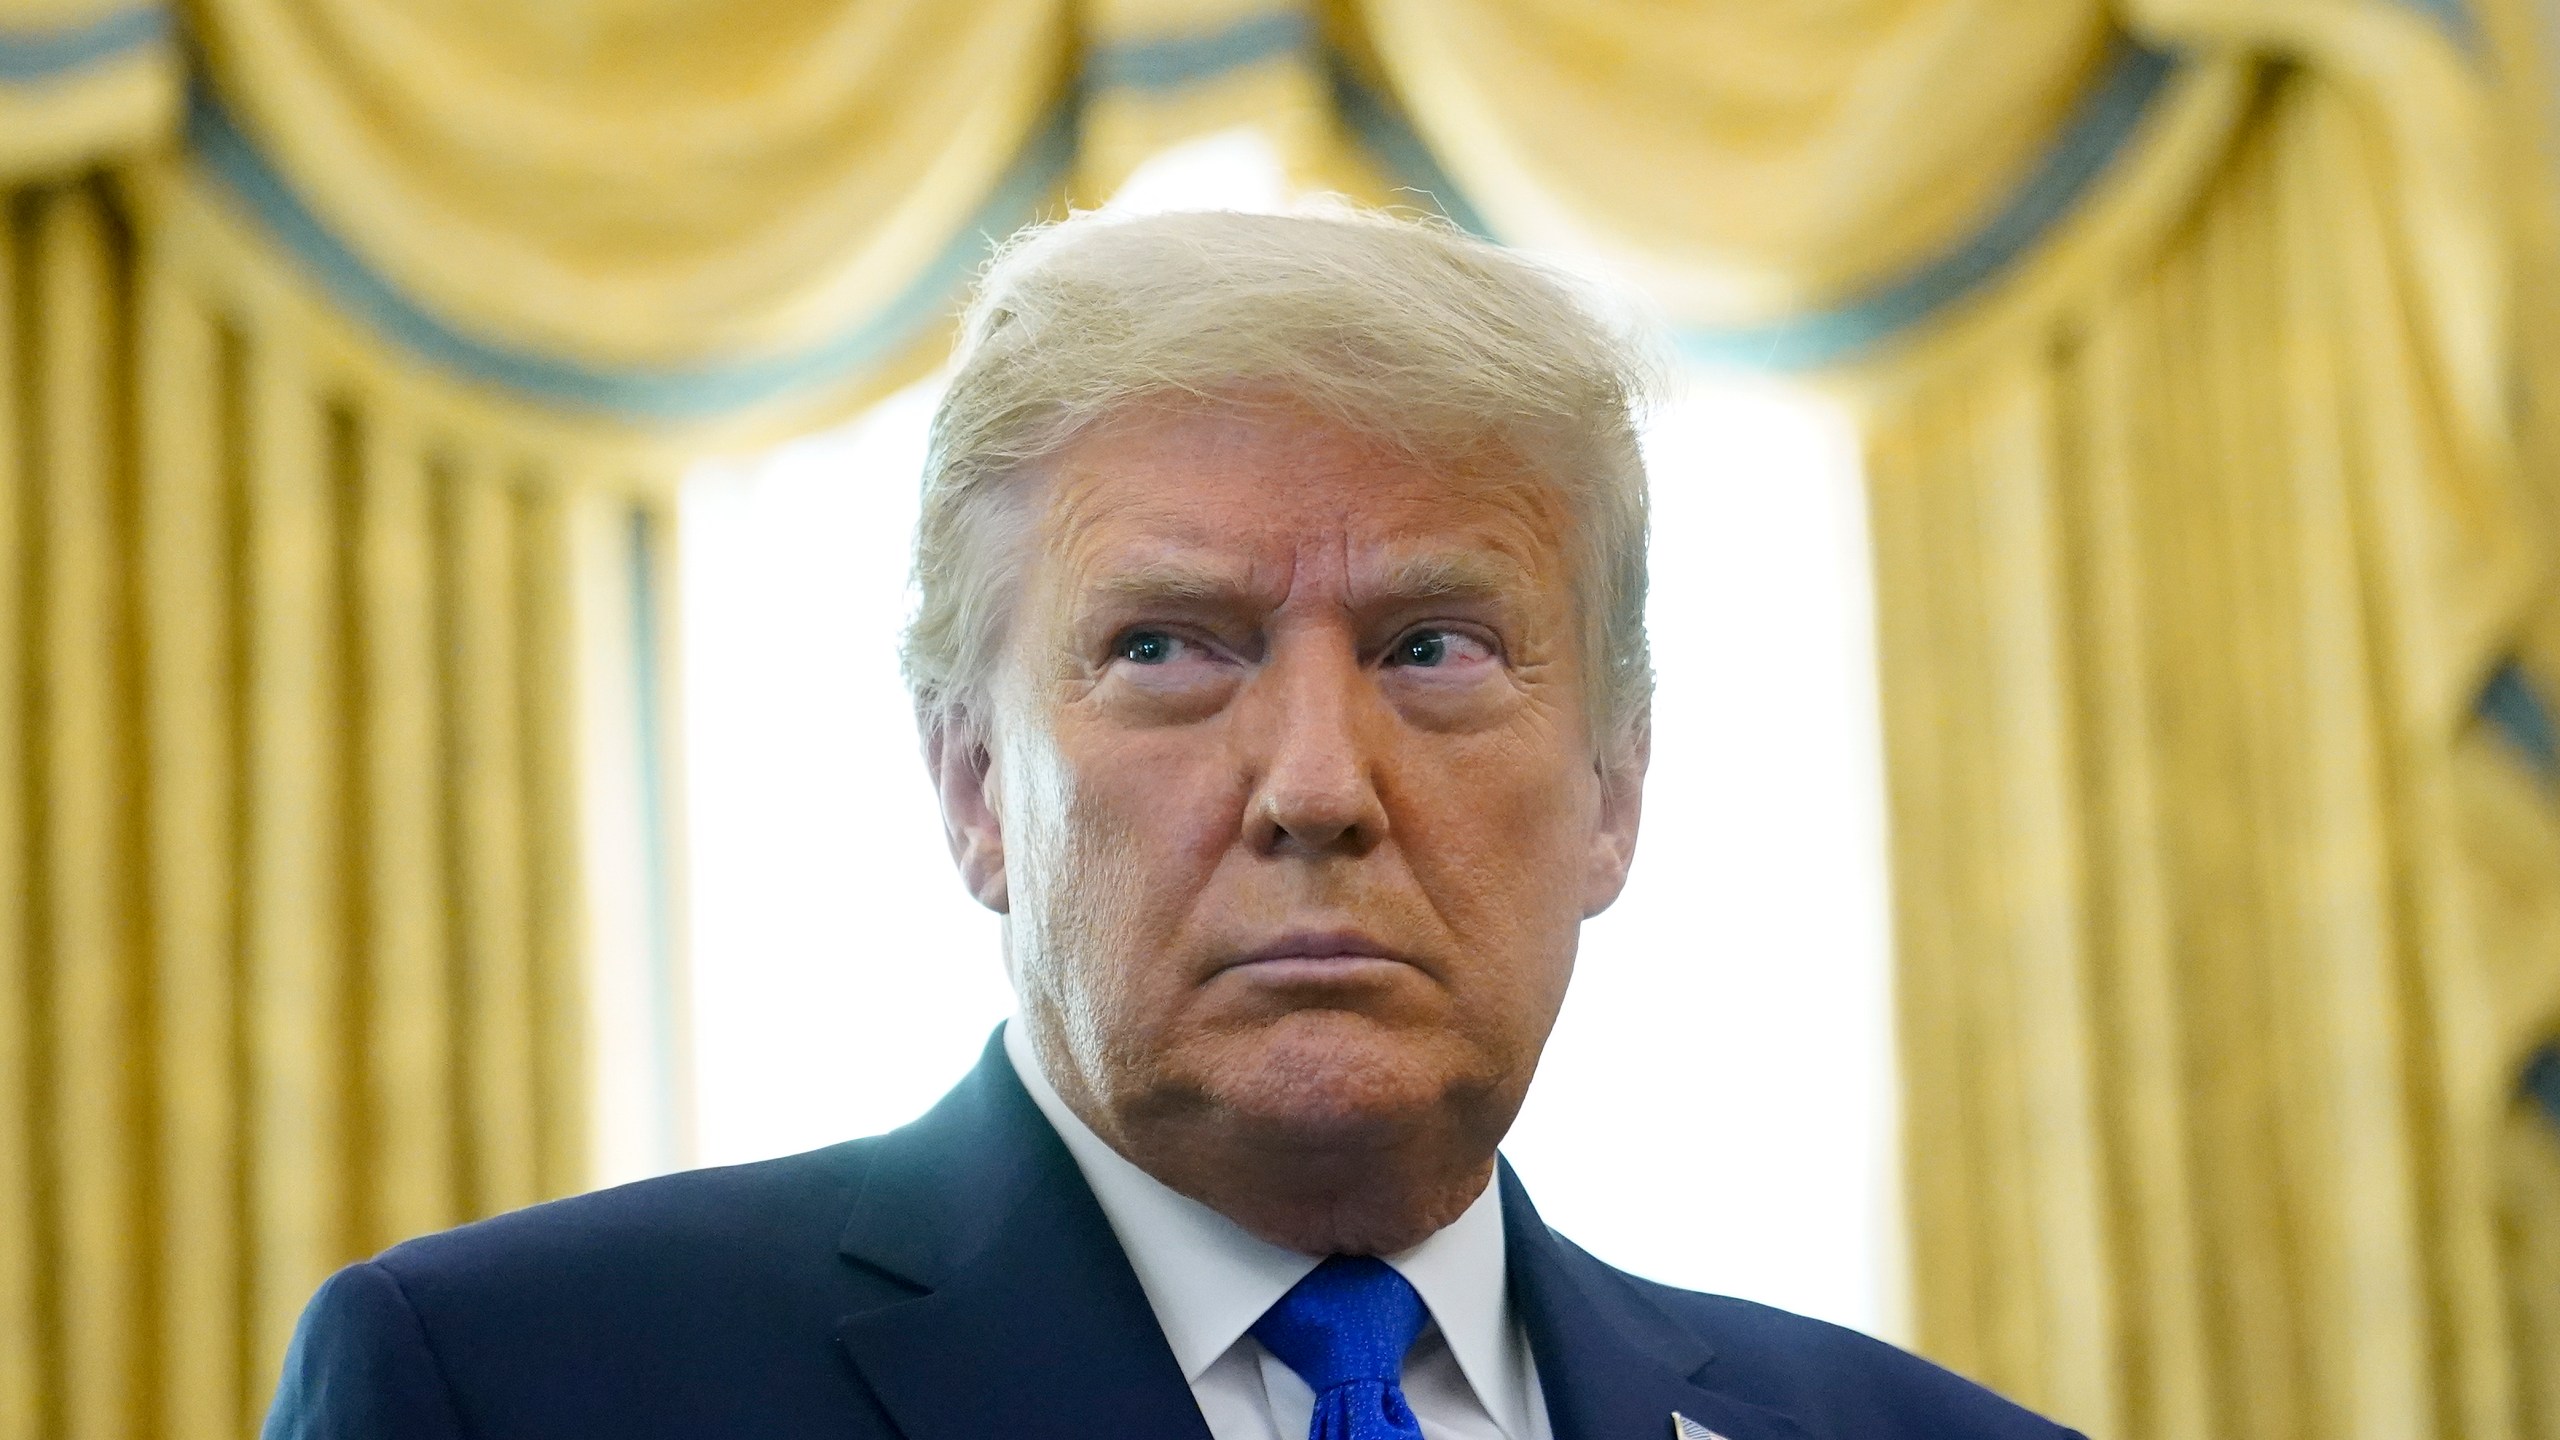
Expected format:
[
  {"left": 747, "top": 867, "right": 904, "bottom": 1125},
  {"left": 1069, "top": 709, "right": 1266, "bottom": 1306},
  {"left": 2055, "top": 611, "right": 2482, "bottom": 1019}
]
[{"left": 903, "top": 205, "right": 1662, "bottom": 759}]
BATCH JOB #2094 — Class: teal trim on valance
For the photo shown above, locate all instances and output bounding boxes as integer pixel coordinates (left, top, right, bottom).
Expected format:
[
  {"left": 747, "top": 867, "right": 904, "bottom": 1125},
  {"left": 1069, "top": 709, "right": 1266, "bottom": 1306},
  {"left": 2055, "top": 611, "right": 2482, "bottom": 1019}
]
[
  {"left": 2482, "top": 662, "right": 2560, "bottom": 782},
  {"left": 2405, "top": 0, "right": 2475, "bottom": 41},
  {"left": 2525, "top": 1044, "right": 2560, "bottom": 1131},
  {"left": 1331, "top": 34, "right": 2175, "bottom": 372},
  {"left": 183, "top": 81, "right": 1074, "bottom": 419},
  {"left": 1329, "top": 60, "right": 1496, "bottom": 237},
  {"left": 0, "top": 4, "right": 165, "bottom": 83},
  {"left": 1337, "top": 0, "right": 2466, "bottom": 371},
  {"left": 1680, "top": 38, "right": 2175, "bottom": 371},
  {"left": 1088, "top": 11, "right": 1314, "bottom": 94},
  {"left": 155, "top": 0, "right": 2480, "bottom": 414}
]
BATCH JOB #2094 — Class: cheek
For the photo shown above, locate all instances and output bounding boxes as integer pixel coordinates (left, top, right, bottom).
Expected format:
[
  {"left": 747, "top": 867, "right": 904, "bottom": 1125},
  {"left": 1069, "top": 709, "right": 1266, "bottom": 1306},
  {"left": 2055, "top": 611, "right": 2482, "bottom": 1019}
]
[
  {"left": 1016, "top": 727, "right": 1244, "bottom": 1002},
  {"left": 1388, "top": 730, "right": 1596, "bottom": 963},
  {"left": 1067, "top": 727, "right": 1245, "bottom": 882}
]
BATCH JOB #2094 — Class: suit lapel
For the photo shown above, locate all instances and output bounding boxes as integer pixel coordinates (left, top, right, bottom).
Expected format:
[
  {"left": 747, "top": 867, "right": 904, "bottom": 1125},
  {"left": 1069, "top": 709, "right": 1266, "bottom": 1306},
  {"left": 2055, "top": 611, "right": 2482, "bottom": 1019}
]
[
  {"left": 1502, "top": 1164, "right": 1817, "bottom": 1440},
  {"left": 833, "top": 1031, "right": 1213, "bottom": 1440}
]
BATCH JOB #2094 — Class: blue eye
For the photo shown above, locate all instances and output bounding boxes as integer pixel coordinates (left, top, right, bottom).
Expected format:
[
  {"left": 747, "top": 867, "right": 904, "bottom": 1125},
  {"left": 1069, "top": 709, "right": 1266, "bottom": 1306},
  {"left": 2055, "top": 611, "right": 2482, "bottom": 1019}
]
[
  {"left": 1117, "top": 630, "right": 1176, "bottom": 664},
  {"left": 1393, "top": 631, "right": 1449, "bottom": 666}
]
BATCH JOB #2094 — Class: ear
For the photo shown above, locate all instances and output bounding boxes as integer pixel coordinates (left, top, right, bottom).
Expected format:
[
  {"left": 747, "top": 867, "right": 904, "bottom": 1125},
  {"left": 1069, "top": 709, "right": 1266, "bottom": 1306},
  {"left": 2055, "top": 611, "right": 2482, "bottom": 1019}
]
[
  {"left": 924, "top": 710, "right": 1010, "bottom": 913},
  {"left": 1581, "top": 706, "right": 1649, "bottom": 918}
]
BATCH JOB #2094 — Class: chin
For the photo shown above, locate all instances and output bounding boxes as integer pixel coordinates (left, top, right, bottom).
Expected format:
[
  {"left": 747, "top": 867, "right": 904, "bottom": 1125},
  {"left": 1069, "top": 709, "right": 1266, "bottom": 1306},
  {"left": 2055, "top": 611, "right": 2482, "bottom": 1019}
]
[{"left": 1193, "top": 1010, "right": 1474, "bottom": 1148}]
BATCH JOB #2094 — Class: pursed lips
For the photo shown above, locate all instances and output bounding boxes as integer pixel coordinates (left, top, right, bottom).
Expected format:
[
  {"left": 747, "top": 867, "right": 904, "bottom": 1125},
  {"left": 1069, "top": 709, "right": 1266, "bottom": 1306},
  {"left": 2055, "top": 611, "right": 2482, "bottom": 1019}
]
[{"left": 1212, "top": 930, "right": 1429, "bottom": 983}]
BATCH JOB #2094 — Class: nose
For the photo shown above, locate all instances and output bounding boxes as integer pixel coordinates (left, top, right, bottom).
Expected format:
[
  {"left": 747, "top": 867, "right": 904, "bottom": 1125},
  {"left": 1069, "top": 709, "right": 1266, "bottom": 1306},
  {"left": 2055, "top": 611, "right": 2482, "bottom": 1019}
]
[{"left": 1243, "top": 637, "right": 1390, "bottom": 857}]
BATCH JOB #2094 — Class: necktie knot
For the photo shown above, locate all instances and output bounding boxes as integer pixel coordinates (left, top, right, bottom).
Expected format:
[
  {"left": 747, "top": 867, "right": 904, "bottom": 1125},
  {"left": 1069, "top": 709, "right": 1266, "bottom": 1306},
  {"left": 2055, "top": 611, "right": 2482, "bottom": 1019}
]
[{"left": 1251, "top": 1257, "right": 1429, "bottom": 1439}]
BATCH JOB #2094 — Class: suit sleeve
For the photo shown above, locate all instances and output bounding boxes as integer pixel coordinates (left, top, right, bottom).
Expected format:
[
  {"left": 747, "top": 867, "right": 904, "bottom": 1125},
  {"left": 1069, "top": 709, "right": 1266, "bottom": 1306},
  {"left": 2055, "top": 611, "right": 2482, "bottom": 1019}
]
[{"left": 261, "top": 1260, "right": 471, "bottom": 1440}]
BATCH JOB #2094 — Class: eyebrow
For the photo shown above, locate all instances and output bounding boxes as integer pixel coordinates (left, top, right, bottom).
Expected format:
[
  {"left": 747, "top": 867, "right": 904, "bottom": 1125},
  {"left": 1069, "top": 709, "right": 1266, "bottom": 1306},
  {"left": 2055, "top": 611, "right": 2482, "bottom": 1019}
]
[
  {"left": 1090, "top": 560, "right": 1250, "bottom": 605},
  {"left": 1085, "top": 551, "right": 1534, "bottom": 608},
  {"left": 1368, "top": 551, "right": 1532, "bottom": 602}
]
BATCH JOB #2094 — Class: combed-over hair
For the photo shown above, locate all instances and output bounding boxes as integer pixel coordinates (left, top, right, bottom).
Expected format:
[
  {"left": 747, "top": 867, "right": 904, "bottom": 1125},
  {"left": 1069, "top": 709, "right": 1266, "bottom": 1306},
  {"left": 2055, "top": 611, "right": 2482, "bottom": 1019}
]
[{"left": 903, "top": 205, "right": 1661, "bottom": 762}]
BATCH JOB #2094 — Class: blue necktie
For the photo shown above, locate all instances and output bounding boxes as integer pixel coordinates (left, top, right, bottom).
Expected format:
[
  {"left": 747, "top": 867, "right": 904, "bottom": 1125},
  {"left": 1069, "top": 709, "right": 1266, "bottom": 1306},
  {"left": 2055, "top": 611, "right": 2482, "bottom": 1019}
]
[{"left": 1250, "top": 1256, "right": 1430, "bottom": 1440}]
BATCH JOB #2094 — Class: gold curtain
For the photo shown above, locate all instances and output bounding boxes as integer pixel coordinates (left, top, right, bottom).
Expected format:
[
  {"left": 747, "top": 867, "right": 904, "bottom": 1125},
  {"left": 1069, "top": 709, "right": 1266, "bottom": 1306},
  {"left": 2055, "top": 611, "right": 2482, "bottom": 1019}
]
[
  {"left": 0, "top": 173, "right": 597, "bottom": 1440},
  {"left": 1865, "top": 67, "right": 2560, "bottom": 1438}
]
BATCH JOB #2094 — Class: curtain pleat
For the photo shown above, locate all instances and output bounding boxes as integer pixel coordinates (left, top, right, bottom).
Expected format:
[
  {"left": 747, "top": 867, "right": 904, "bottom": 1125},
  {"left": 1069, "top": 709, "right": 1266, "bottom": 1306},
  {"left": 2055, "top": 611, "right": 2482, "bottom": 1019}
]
[
  {"left": 1865, "top": 351, "right": 2126, "bottom": 1433},
  {"left": 2502, "top": 1104, "right": 2560, "bottom": 1437},
  {"left": 0, "top": 169, "right": 38, "bottom": 1440},
  {"left": 351, "top": 403, "right": 458, "bottom": 1246},
  {"left": 134, "top": 241, "right": 244, "bottom": 1440},
  {"left": 445, "top": 458, "right": 539, "bottom": 1220},
  {"left": 2068, "top": 264, "right": 2215, "bottom": 1440},
  {"left": 34, "top": 180, "right": 142, "bottom": 1440},
  {"left": 236, "top": 324, "right": 341, "bottom": 1399},
  {"left": 516, "top": 480, "right": 587, "bottom": 1204}
]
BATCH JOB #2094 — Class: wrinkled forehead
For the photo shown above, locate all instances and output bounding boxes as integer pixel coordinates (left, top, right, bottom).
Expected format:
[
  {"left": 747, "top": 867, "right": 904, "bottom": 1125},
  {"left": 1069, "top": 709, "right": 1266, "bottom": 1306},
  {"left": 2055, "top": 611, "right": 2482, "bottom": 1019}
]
[{"left": 1023, "top": 400, "right": 1579, "bottom": 612}]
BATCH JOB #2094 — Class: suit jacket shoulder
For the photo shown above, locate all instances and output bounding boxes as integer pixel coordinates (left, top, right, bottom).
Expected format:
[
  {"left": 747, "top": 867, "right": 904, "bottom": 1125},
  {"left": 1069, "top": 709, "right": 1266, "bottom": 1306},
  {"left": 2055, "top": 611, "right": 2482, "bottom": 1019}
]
[
  {"left": 1635, "top": 1277, "right": 2081, "bottom": 1440},
  {"left": 267, "top": 1138, "right": 908, "bottom": 1440},
  {"left": 1496, "top": 1176, "right": 2081, "bottom": 1440},
  {"left": 1546, "top": 1229, "right": 2088, "bottom": 1440},
  {"left": 376, "top": 1134, "right": 882, "bottom": 1318},
  {"left": 267, "top": 1036, "right": 1204, "bottom": 1440}
]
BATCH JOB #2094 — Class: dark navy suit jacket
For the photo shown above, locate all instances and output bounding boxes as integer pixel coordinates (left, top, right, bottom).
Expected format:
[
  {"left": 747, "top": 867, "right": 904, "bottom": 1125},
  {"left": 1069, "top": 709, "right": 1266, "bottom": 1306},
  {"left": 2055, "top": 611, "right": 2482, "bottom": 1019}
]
[{"left": 265, "top": 1030, "right": 2078, "bottom": 1440}]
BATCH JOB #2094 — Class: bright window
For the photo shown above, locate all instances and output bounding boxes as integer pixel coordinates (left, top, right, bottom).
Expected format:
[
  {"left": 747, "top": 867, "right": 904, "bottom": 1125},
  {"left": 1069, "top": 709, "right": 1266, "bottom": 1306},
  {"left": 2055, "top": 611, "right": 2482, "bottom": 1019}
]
[{"left": 679, "top": 132, "right": 1902, "bottom": 1340}]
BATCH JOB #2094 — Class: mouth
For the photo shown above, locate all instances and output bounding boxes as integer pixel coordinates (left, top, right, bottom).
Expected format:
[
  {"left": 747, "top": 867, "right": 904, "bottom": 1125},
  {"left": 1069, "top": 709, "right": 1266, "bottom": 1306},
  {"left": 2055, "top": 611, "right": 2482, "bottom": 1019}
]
[{"left": 1213, "top": 930, "right": 1425, "bottom": 984}]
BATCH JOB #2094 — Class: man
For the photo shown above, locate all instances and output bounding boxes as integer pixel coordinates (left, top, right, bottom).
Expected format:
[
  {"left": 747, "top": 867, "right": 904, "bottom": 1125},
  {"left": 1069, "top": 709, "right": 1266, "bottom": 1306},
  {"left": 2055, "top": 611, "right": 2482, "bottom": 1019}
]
[{"left": 266, "top": 208, "right": 2075, "bottom": 1440}]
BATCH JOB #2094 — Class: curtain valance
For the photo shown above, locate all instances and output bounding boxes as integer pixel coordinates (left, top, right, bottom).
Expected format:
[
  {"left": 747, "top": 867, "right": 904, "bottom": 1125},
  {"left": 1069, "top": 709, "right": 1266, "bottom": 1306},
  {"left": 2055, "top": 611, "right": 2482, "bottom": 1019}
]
[
  {"left": 0, "top": 0, "right": 2277, "bottom": 451},
  {"left": 16, "top": 0, "right": 2490, "bottom": 452},
  {"left": 188, "top": 0, "right": 1071, "bottom": 376},
  {"left": 7, "top": 0, "right": 1092, "bottom": 461},
  {"left": 7, "top": 1, "right": 2510, "bottom": 463},
  {"left": 1352, "top": 0, "right": 2127, "bottom": 325}
]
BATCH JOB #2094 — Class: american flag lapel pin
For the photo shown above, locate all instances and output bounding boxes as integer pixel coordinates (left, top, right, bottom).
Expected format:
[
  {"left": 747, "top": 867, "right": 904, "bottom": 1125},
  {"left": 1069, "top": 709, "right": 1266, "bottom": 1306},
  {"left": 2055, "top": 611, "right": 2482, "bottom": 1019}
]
[{"left": 1671, "top": 1414, "right": 1729, "bottom": 1440}]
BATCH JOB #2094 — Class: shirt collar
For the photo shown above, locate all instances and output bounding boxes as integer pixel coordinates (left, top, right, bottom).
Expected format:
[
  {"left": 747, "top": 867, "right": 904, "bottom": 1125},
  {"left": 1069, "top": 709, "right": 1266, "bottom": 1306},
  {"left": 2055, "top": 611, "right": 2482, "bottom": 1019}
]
[
  {"left": 1003, "top": 1020, "right": 1538, "bottom": 1440},
  {"left": 1388, "top": 1168, "right": 1526, "bottom": 1438}
]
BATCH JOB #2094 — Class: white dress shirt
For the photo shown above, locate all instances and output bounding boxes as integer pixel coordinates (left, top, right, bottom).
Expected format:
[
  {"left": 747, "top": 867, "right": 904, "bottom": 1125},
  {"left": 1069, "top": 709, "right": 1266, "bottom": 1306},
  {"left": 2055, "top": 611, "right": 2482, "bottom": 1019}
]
[{"left": 1004, "top": 1022, "right": 1554, "bottom": 1440}]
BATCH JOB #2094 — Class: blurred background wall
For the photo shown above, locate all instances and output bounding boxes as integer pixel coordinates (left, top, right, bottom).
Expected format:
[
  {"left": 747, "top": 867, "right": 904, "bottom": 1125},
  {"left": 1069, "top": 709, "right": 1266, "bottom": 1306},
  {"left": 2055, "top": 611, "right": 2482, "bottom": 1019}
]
[{"left": 3, "top": 1, "right": 2560, "bottom": 1438}]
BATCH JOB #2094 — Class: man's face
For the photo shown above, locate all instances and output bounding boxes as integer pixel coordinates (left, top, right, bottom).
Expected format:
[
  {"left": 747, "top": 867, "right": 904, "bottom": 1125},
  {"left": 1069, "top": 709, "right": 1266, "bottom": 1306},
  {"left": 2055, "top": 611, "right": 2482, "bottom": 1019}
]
[{"left": 932, "top": 401, "right": 1645, "bottom": 1197}]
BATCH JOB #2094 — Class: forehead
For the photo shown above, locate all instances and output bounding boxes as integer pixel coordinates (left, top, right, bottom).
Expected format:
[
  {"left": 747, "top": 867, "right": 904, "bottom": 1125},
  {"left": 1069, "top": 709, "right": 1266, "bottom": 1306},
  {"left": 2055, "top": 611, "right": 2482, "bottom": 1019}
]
[{"left": 1032, "top": 402, "right": 1574, "bottom": 593}]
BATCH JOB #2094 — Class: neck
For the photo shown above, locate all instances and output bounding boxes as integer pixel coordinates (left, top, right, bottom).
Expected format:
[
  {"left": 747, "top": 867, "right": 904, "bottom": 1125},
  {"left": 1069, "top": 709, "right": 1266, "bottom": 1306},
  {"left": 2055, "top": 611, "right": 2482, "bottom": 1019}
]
[{"left": 1122, "top": 1128, "right": 1497, "bottom": 1256}]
